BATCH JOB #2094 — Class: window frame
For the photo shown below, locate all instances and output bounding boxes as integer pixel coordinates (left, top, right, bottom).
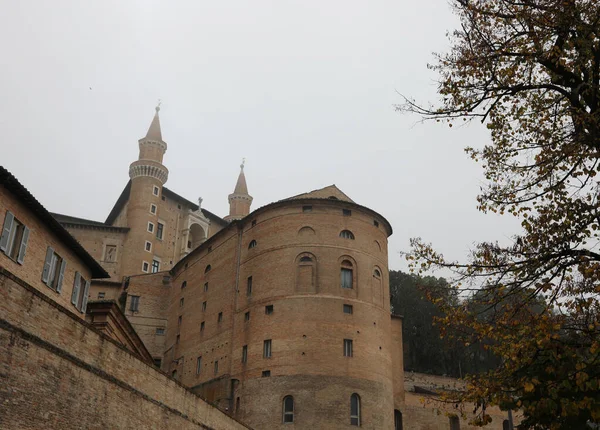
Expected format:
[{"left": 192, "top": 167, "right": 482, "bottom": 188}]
[
  {"left": 350, "top": 393, "right": 361, "bottom": 426},
  {"left": 247, "top": 276, "right": 253, "bottom": 296},
  {"left": 339, "top": 229, "right": 355, "bottom": 240},
  {"left": 265, "top": 305, "right": 274, "bottom": 315},
  {"left": 156, "top": 222, "right": 164, "bottom": 240},
  {"left": 196, "top": 356, "right": 202, "bottom": 375},
  {"left": 0, "top": 211, "right": 29, "bottom": 264},
  {"left": 147, "top": 221, "right": 155, "bottom": 233},
  {"left": 343, "top": 304, "right": 353, "bottom": 314},
  {"left": 248, "top": 239, "right": 257, "bottom": 249},
  {"left": 217, "top": 312, "right": 223, "bottom": 323},
  {"left": 42, "top": 247, "right": 66, "bottom": 293},
  {"left": 242, "top": 345, "right": 248, "bottom": 364},
  {"left": 142, "top": 261, "right": 149, "bottom": 273},
  {"left": 200, "top": 321, "right": 205, "bottom": 332},
  {"left": 150, "top": 203, "right": 157, "bottom": 214},
  {"left": 145, "top": 240, "right": 152, "bottom": 252},
  {"left": 263, "top": 339, "right": 272, "bottom": 358},
  {"left": 153, "top": 185, "right": 160, "bottom": 196},
  {"left": 283, "top": 395, "right": 294, "bottom": 423},
  {"left": 156, "top": 327, "right": 165, "bottom": 335},
  {"left": 344, "top": 339, "right": 353, "bottom": 357},
  {"left": 245, "top": 311, "right": 250, "bottom": 322},
  {"left": 151, "top": 259, "right": 160, "bottom": 273},
  {"left": 130, "top": 295, "right": 140, "bottom": 312},
  {"left": 104, "top": 244, "right": 117, "bottom": 262}
]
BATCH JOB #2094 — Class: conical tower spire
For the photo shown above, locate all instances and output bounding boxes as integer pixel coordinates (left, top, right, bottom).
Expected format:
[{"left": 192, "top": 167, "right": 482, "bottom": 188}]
[
  {"left": 224, "top": 159, "right": 253, "bottom": 222},
  {"left": 145, "top": 103, "right": 163, "bottom": 141}
]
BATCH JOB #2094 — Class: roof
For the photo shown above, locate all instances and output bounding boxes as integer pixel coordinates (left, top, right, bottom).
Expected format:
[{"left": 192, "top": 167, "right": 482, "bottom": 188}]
[
  {"left": 0, "top": 166, "right": 109, "bottom": 279},
  {"left": 105, "top": 180, "right": 226, "bottom": 226},
  {"left": 284, "top": 184, "right": 355, "bottom": 203},
  {"left": 143, "top": 106, "right": 163, "bottom": 141},
  {"left": 233, "top": 166, "right": 249, "bottom": 195},
  {"left": 51, "top": 212, "right": 130, "bottom": 233}
]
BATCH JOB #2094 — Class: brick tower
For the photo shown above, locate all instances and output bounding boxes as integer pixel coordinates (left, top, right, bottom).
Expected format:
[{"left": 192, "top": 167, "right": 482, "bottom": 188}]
[
  {"left": 224, "top": 161, "right": 252, "bottom": 222},
  {"left": 122, "top": 104, "right": 169, "bottom": 276}
]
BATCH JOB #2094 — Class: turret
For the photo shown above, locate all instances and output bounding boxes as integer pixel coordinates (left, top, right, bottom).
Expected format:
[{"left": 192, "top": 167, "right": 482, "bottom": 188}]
[
  {"left": 224, "top": 160, "right": 252, "bottom": 222},
  {"left": 129, "top": 104, "right": 169, "bottom": 185}
]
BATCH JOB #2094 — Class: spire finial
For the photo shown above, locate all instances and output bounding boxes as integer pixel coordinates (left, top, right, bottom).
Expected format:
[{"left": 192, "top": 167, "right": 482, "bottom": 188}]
[
  {"left": 198, "top": 197, "right": 203, "bottom": 209},
  {"left": 240, "top": 158, "right": 245, "bottom": 171},
  {"left": 156, "top": 99, "right": 161, "bottom": 113}
]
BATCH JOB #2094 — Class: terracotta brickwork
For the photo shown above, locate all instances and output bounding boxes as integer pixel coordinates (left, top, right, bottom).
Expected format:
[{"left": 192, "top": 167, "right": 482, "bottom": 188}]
[
  {"left": 0, "top": 186, "right": 97, "bottom": 318},
  {"left": 0, "top": 268, "right": 251, "bottom": 430},
  {"left": 164, "top": 196, "right": 396, "bottom": 429}
]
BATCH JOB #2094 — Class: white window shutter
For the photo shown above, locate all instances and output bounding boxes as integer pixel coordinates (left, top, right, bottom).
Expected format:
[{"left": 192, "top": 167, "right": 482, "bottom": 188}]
[
  {"left": 71, "top": 272, "right": 81, "bottom": 306},
  {"left": 16, "top": 226, "right": 29, "bottom": 264},
  {"left": 81, "top": 280, "right": 90, "bottom": 313},
  {"left": 56, "top": 259, "right": 67, "bottom": 293},
  {"left": 42, "top": 247, "right": 54, "bottom": 284},
  {"left": 0, "top": 211, "right": 14, "bottom": 253}
]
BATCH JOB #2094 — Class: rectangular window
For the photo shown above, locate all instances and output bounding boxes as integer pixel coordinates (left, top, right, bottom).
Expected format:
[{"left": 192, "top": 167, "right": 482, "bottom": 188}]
[
  {"left": 104, "top": 244, "right": 117, "bottom": 262},
  {"left": 156, "top": 327, "right": 165, "bottom": 335},
  {"left": 151, "top": 259, "right": 160, "bottom": 273},
  {"left": 214, "top": 360, "right": 219, "bottom": 374},
  {"left": 196, "top": 356, "right": 202, "bottom": 375},
  {"left": 142, "top": 261, "right": 149, "bottom": 273},
  {"left": 341, "top": 268, "right": 353, "bottom": 289},
  {"left": 180, "top": 297, "right": 184, "bottom": 307},
  {"left": 247, "top": 276, "right": 253, "bottom": 296},
  {"left": 145, "top": 241, "right": 152, "bottom": 252},
  {"left": 204, "top": 282, "right": 208, "bottom": 292},
  {"left": 150, "top": 204, "right": 157, "bottom": 214},
  {"left": 176, "top": 334, "right": 180, "bottom": 344},
  {"left": 0, "top": 211, "right": 29, "bottom": 264},
  {"left": 343, "top": 304, "right": 353, "bottom": 314},
  {"left": 200, "top": 321, "right": 205, "bottom": 332},
  {"left": 178, "top": 315, "right": 182, "bottom": 326},
  {"left": 343, "top": 209, "right": 352, "bottom": 216},
  {"left": 302, "top": 205, "right": 312, "bottom": 212},
  {"left": 242, "top": 345, "right": 248, "bottom": 363},
  {"left": 70, "top": 272, "right": 90, "bottom": 313},
  {"left": 153, "top": 358, "right": 162, "bottom": 368},
  {"left": 202, "top": 301, "right": 207, "bottom": 312},
  {"left": 245, "top": 311, "right": 250, "bottom": 321},
  {"left": 262, "top": 370, "right": 271, "bottom": 377},
  {"left": 147, "top": 222, "right": 155, "bottom": 233},
  {"left": 263, "top": 339, "right": 272, "bottom": 358},
  {"left": 98, "top": 292, "right": 105, "bottom": 299},
  {"left": 42, "top": 247, "right": 66, "bottom": 292},
  {"left": 344, "top": 339, "right": 353, "bottom": 357},
  {"left": 156, "top": 222, "right": 164, "bottom": 240},
  {"left": 265, "top": 305, "right": 273, "bottom": 315},
  {"left": 373, "top": 219, "right": 379, "bottom": 227},
  {"left": 153, "top": 186, "right": 160, "bottom": 196},
  {"left": 130, "top": 295, "right": 140, "bottom": 312},
  {"left": 218, "top": 312, "right": 223, "bottom": 323}
]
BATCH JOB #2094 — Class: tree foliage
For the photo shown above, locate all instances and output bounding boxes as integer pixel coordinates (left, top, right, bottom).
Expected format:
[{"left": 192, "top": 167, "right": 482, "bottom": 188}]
[{"left": 398, "top": 0, "right": 600, "bottom": 427}]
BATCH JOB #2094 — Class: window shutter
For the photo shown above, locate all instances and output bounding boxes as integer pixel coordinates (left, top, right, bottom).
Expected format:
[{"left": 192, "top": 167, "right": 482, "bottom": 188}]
[
  {"left": 16, "top": 226, "right": 30, "bottom": 264},
  {"left": 42, "top": 247, "right": 54, "bottom": 284},
  {"left": 81, "top": 280, "right": 90, "bottom": 313},
  {"left": 56, "top": 259, "right": 67, "bottom": 293},
  {"left": 71, "top": 272, "right": 81, "bottom": 306},
  {"left": 0, "top": 211, "right": 14, "bottom": 252}
]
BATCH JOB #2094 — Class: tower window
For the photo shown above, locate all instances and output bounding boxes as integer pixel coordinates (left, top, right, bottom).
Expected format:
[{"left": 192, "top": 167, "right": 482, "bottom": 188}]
[
  {"left": 147, "top": 222, "right": 155, "bottom": 233},
  {"left": 176, "top": 334, "right": 180, "bottom": 344},
  {"left": 153, "top": 186, "right": 160, "bottom": 196},
  {"left": 202, "top": 301, "right": 207, "bottom": 312},
  {"left": 245, "top": 311, "right": 250, "bottom": 321},
  {"left": 339, "top": 230, "right": 355, "bottom": 239},
  {"left": 394, "top": 410, "right": 403, "bottom": 430},
  {"left": 343, "top": 209, "right": 352, "bottom": 216},
  {"left": 156, "top": 327, "right": 165, "bottom": 335},
  {"left": 145, "top": 241, "right": 152, "bottom": 252},
  {"left": 150, "top": 204, "right": 157, "bottom": 214},
  {"left": 283, "top": 396, "right": 294, "bottom": 423},
  {"left": 242, "top": 345, "right": 248, "bottom": 363},
  {"left": 251, "top": 220, "right": 257, "bottom": 227},
  {"left": 179, "top": 297, "right": 184, "bottom": 307},
  {"left": 204, "top": 282, "right": 208, "bottom": 292},
  {"left": 151, "top": 259, "right": 160, "bottom": 273},
  {"left": 214, "top": 360, "right": 219, "bottom": 374},
  {"left": 181, "top": 281, "right": 187, "bottom": 289},
  {"left": 97, "top": 292, "right": 105, "bottom": 299},
  {"left": 205, "top": 264, "right": 212, "bottom": 273},
  {"left": 130, "top": 295, "right": 140, "bottom": 312},
  {"left": 178, "top": 315, "right": 182, "bottom": 326},
  {"left": 262, "top": 370, "right": 271, "bottom": 377},
  {"left": 302, "top": 205, "right": 312, "bottom": 212},
  {"left": 341, "top": 269, "right": 353, "bottom": 289},
  {"left": 142, "top": 261, "right": 149, "bottom": 272},
  {"left": 373, "top": 219, "right": 379, "bottom": 227},
  {"left": 374, "top": 269, "right": 381, "bottom": 278},
  {"left": 350, "top": 394, "right": 361, "bottom": 426},
  {"left": 248, "top": 240, "right": 257, "bottom": 249},
  {"left": 265, "top": 305, "right": 274, "bottom": 315},
  {"left": 196, "top": 356, "right": 202, "bottom": 374},
  {"left": 156, "top": 222, "right": 164, "bottom": 239},
  {"left": 263, "top": 339, "right": 272, "bottom": 358},
  {"left": 343, "top": 304, "right": 353, "bottom": 314},
  {"left": 247, "top": 276, "right": 253, "bottom": 296},
  {"left": 218, "top": 312, "right": 223, "bottom": 322},
  {"left": 344, "top": 339, "right": 353, "bottom": 357},
  {"left": 200, "top": 321, "right": 205, "bottom": 332}
]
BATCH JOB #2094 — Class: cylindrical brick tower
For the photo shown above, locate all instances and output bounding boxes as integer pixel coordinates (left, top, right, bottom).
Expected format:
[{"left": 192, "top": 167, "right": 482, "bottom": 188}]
[
  {"left": 224, "top": 161, "right": 252, "bottom": 222},
  {"left": 166, "top": 191, "right": 395, "bottom": 429},
  {"left": 122, "top": 105, "right": 169, "bottom": 277}
]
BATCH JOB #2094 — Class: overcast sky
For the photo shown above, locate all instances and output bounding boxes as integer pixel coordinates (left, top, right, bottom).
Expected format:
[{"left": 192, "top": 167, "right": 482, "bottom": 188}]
[{"left": 0, "top": 0, "right": 519, "bottom": 272}]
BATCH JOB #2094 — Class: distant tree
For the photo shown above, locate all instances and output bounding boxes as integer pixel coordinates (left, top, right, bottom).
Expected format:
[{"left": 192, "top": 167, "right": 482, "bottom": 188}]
[{"left": 398, "top": 0, "right": 600, "bottom": 427}]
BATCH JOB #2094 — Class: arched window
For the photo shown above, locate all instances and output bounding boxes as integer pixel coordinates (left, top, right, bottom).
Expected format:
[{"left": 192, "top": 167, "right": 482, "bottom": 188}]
[
  {"left": 181, "top": 281, "right": 187, "bottom": 289},
  {"left": 341, "top": 260, "right": 354, "bottom": 289},
  {"left": 283, "top": 395, "right": 294, "bottom": 423},
  {"left": 339, "top": 230, "right": 355, "bottom": 240},
  {"left": 248, "top": 240, "right": 257, "bottom": 249},
  {"left": 350, "top": 393, "right": 361, "bottom": 426},
  {"left": 328, "top": 196, "right": 339, "bottom": 200},
  {"left": 394, "top": 410, "right": 403, "bottom": 430},
  {"left": 300, "top": 256, "right": 312, "bottom": 262},
  {"left": 296, "top": 253, "right": 317, "bottom": 293},
  {"left": 204, "top": 265, "right": 212, "bottom": 273},
  {"left": 374, "top": 269, "right": 381, "bottom": 278},
  {"left": 372, "top": 267, "right": 383, "bottom": 306}
]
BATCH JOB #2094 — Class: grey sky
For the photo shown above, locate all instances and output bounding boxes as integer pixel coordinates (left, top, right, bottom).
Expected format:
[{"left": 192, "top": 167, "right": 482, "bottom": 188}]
[{"left": 0, "top": 0, "right": 518, "bottom": 271}]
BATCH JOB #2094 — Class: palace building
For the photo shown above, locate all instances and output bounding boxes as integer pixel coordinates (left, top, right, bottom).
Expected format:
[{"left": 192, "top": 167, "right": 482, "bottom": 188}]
[{"left": 1, "top": 105, "right": 513, "bottom": 429}]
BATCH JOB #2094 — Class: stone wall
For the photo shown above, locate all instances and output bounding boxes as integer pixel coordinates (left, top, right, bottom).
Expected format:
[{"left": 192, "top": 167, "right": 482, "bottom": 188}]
[{"left": 0, "top": 268, "right": 251, "bottom": 430}]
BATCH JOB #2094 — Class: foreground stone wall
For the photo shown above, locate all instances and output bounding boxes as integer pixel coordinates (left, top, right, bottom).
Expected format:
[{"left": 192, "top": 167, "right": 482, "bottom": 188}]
[{"left": 0, "top": 268, "right": 251, "bottom": 430}]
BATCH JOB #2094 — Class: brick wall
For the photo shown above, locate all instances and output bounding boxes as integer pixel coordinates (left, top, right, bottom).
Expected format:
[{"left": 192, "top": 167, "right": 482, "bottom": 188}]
[{"left": 0, "top": 268, "right": 251, "bottom": 430}]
